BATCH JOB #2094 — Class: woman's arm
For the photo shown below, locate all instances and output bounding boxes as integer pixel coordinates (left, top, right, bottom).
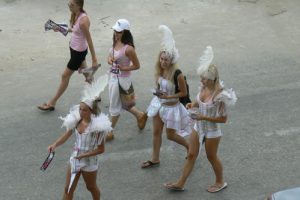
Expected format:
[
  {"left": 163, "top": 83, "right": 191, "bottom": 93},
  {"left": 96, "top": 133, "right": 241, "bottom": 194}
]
[
  {"left": 118, "top": 46, "right": 140, "bottom": 71},
  {"left": 80, "top": 16, "right": 98, "bottom": 67},
  {"left": 160, "top": 73, "right": 187, "bottom": 99},
  {"left": 186, "top": 101, "right": 199, "bottom": 109},
  {"left": 107, "top": 54, "right": 114, "bottom": 65},
  {"left": 196, "top": 114, "right": 227, "bottom": 123},
  {"left": 75, "top": 140, "right": 105, "bottom": 159},
  {"left": 48, "top": 130, "right": 73, "bottom": 152}
]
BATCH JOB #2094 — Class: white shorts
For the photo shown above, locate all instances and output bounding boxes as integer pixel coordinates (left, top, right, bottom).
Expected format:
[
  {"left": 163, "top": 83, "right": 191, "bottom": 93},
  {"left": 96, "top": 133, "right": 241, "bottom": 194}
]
[
  {"left": 69, "top": 154, "right": 99, "bottom": 173},
  {"left": 194, "top": 123, "right": 222, "bottom": 139},
  {"left": 108, "top": 75, "right": 132, "bottom": 116},
  {"left": 81, "top": 165, "right": 98, "bottom": 172}
]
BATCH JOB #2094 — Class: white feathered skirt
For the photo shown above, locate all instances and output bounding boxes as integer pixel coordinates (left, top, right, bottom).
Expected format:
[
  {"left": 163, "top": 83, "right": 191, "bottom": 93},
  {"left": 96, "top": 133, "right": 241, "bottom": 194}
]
[{"left": 147, "top": 96, "right": 192, "bottom": 137}]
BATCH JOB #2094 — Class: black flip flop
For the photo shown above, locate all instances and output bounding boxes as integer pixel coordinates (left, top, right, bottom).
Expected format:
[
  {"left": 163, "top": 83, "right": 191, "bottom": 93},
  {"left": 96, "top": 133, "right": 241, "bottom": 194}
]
[
  {"left": 38, "top": 103, "right": 55, "bottom": 111},
  {"left": 164, "top": 183, "right": 185, "bottom": 191}
]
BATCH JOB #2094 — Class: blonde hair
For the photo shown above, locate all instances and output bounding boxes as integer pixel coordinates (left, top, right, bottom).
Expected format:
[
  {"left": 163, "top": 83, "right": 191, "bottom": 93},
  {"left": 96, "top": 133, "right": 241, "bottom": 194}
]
[
  {"left": 200, "top": 64, "right": 221, "bottom": 90},
  {"left": 154, "top": 51, "right": 178, "bottom": 87}
]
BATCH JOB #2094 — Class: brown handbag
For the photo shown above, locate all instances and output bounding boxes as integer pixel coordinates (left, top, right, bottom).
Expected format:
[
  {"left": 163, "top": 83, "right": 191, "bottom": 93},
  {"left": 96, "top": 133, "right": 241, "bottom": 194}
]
[{"left": 118, "top": 77, "right": 136, "bottom": 110}]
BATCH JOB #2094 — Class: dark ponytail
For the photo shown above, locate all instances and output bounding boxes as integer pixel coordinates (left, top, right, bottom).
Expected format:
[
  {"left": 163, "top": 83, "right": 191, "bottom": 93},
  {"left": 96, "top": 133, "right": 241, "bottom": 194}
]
[{"left": 121, "top": 30, "right": 135, "bottom": 48}]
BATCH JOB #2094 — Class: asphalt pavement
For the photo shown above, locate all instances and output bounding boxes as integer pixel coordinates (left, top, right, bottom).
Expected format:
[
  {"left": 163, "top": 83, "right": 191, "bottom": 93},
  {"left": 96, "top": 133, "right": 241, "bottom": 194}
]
[{"left": 0, "top": 0, "right": 300, "bottom": 199}]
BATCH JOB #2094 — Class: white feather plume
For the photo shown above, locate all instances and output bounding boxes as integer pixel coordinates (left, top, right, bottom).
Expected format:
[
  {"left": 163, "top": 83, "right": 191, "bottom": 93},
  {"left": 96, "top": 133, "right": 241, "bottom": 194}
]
[
  {"left": 59, "top": 105, "right": 81, "bottom": 131},
  {"left": 159, "top": 25, "right": 179, "bottom": 64},
  {"left": 197, "top": 46, "right": 214, "bottom": 76},
  {"left": 59, "top": 74, "right": 110, "bottom": 131},
  {"left": 81, "top": 74, "right": 108, "bottom": 103}
]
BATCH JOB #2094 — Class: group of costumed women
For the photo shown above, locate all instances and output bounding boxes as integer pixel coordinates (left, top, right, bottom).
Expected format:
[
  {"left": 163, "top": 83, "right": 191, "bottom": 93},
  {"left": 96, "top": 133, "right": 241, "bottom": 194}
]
[{"left": 39, "top": 1, "right": 237, "bottom": 198}]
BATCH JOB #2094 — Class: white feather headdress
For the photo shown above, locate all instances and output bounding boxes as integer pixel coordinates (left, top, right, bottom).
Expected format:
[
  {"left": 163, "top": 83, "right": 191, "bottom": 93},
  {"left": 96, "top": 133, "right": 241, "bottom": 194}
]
[
  {"left": 59, "top": 74, "right": 110, "bottom": 131},
  {"left": 81, "top": 74, "right": 109, "bottom": 108},
  {"left": 197, "top": 46, "right": 215, "bottom": 80},
  {"left": 159, "top": 25, "right": 179, "bottom": 64}
]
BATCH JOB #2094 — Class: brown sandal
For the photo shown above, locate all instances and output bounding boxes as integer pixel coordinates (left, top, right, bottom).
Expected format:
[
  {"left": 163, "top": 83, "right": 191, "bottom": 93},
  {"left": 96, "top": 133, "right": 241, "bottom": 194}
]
[{"left": 137, "top": 112, "right": 148, "bottom": 130}]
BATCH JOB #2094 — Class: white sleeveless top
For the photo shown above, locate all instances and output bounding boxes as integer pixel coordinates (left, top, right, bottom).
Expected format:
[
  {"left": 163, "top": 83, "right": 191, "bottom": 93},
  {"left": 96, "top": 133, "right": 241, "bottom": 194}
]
[{"left": 158, "top": 77, "right": 179, "bottom": 104}]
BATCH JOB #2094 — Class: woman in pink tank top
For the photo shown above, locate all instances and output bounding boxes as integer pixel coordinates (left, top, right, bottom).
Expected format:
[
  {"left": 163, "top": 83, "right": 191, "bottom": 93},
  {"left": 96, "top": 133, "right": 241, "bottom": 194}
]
[
  {"left": 105, "top": 19, "right": 148, "bottom": 141},
  {"left": 38, "top": 0, "right": 99, "bottom": 112}
]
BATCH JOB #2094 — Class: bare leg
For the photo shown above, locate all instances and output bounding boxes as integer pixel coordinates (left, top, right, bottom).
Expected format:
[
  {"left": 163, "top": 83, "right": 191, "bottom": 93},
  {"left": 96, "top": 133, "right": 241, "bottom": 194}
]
[
  {"left": 48, "top": 67, "right": 74, "bottom": 107},
  {"left": 129, "top": 107, "right": 148, "bottom": 130},
  {"left": 82, "top": 170, "right": 100, "bottom": 200},
  {"left": 106, "top": 115, "right": 120, "bottom": 141},
  {"left": 128, "top": 106, "right": 144, "bottom": 119},
  {"left": 151, "top": 114, "right": 164, "bottom": 162},
  {"left": 111, "top": 115, "right": 120, "bottom": 129},
  {"left": 78, "top": 60, "right": 87, "bottom": 73},
  {"left": 165, "top": 128, "right": 189, "bottom": 151},
  {"left": 165, "top": 130, "right": 200, "bottom": 189},
  {"left": 62, "top": 165, "right": 81, "bottom": 200},
  {"left": 141, "top": 114, "right": 163, "bottom": 167},
  {"left": 205, "top": 137, "right": 225, "bottom": 191}
]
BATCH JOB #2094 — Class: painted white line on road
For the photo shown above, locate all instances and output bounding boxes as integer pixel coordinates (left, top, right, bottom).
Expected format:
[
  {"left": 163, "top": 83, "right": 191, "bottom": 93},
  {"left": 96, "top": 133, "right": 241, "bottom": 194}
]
[{"left": 264, "top": 127, "right": 300, "bottom": 137}]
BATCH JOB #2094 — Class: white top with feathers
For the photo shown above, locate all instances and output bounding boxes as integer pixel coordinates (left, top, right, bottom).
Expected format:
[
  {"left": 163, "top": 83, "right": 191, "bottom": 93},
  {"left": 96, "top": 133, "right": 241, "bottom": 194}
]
[{"left": 59, "top": 105, "right": 112, "bottom": 133}]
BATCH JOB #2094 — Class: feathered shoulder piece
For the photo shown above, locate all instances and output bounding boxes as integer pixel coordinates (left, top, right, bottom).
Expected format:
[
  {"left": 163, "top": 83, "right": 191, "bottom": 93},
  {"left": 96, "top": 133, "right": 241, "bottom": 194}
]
[
  {"left": 159, "top": 25, "right": 179, "bottom": 64},
  {"left": 214, "top": 82, "right": 237, "bottom": 107},
  {"left": 197, "top": 46, "right": 214, "bottom": 76},
  {"left": 59, "top": 105, "right": 112, "bottom": 133},
  {"left": 90, "top": 113, "right": 112, "bottom": 133},
  {"left": 59, "top": 105, "right": 81, "bottom": 131}
]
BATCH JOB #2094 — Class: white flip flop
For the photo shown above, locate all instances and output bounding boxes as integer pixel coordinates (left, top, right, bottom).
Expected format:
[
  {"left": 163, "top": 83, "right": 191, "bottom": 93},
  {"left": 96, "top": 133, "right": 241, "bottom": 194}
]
[{"left": 207, "top": 182, "right": 228, "bottom": 193}]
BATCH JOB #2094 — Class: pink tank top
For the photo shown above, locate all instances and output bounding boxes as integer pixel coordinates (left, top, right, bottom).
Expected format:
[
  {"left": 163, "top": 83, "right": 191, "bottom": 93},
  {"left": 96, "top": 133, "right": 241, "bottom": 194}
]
[
  {"left": 70, "top": 12, "right": 88, "bottom": 52},
  {"left": 109, "top": 45, "right": 131, "bottom": 77}
]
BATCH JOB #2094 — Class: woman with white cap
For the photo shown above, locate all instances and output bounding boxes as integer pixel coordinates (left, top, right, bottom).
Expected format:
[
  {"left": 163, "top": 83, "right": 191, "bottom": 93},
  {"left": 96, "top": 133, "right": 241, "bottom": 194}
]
[
  {"left": 47, "top": 75, "right": 112, "bottom": 200},
  {"left": 106, "top": 19, "right": 148, "bottom": 141},
  {"left": 141, "top": 25, "right": 191, "bottom": 168},
  {"left": 164, "top": 46, "right": 237, "bottom": 193}
]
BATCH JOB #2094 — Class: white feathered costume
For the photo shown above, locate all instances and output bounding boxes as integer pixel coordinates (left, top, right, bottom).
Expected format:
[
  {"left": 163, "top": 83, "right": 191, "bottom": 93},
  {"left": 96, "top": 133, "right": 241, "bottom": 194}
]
[
  {"left": 59, "top": 75, "right": 112, "bottom": 193},
  {"left": 147, "top": 25, "right": 192, "bottom": 137},
  {"left": 194, "top": 46, "right": 237, "bottom": 140}
]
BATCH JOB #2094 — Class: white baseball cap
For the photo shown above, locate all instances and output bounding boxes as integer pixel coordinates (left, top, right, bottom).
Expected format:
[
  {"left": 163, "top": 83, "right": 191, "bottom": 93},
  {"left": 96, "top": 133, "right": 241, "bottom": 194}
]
[{"left": 112, "top": 19, "right": 130, "bottom": 32}]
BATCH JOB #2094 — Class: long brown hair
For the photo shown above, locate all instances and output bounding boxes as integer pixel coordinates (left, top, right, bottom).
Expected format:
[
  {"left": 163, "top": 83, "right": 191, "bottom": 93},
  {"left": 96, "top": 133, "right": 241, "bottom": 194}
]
[
  {"left": 113, "top": 30, "right": 135, "bottom": 48},
  {"left": 69, "top": 0, "right": 85, "bottom": 27}
]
